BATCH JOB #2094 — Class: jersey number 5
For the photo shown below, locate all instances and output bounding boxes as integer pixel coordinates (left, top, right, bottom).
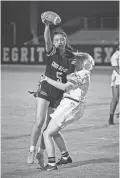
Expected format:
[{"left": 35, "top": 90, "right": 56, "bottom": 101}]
[{"left": 56, "top": 71, "right": 62, "bottom": 82}]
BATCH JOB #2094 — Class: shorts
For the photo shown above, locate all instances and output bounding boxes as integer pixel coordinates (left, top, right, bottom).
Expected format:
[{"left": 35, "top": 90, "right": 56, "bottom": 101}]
[
  {"left": 50, "top": 98, "right": 85, "bottom": 128},
  {"left": 37, "top": 81, "right": 63, "bottom": 108},
  {"left": 111, "top": 70, "right": 120, "bottom": 86}
]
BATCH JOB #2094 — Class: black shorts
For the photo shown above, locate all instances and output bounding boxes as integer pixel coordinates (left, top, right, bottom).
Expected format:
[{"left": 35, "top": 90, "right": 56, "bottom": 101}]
[{"left": 38, "top": 81, "right": 63, "bottom": 108}]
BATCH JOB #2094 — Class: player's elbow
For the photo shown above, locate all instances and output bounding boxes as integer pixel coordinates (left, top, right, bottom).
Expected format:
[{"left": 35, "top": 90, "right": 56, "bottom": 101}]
[
  {"left": 45, "top": 42, "right": 52, "bottom": 53},
  {"left": 44, "top": 32, "right": 51, "bottom": 43}
]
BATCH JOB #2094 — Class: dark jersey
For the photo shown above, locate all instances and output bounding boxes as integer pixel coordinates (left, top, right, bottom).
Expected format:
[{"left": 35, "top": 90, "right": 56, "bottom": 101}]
[
  {"left": 45, "top": 46, "right": 76, "bottom": 83},
  {"left": 38, "top": 46, "right": 76, "bottom": 107}
]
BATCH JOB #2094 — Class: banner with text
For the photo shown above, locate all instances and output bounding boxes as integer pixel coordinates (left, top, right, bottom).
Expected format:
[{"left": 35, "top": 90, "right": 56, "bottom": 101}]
[{"left": 1, "top": 45, "right": 117, "bottom": 65}]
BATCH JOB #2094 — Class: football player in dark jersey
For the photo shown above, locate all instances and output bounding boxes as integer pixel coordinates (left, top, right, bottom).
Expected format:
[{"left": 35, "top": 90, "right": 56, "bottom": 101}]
[{"left": 27, "top": 22, "right": 76, "bottom": 165}]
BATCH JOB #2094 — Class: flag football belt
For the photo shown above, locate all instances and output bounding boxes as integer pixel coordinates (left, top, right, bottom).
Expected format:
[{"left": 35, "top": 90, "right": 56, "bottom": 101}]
[{"left": 64, "top": 96, "right": 79, "bottom": 103}]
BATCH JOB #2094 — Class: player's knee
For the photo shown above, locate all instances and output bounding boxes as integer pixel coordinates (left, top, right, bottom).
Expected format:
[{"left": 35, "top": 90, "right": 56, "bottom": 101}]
[
  {"left": 113, "top": 96, "right": 119, "bottom": 103},
  {"left": 112, "top": 94, "right": 118, "bottom": 101},
  {"left": 116, "top": 95, "right": 119, "bottom": 102},
  {"left": 35, "top": 117, "right": 44, "bottom": 129},
  {"left": 116, "top": 99, "right": 119, "bottom": 103},
  {"left": 43, "top": 129, "right": 52, "bottom": 138}
]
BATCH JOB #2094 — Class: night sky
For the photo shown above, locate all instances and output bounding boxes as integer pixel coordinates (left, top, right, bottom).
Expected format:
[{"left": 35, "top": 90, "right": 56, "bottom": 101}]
[{"left": 1, "top": 1, "right": 119, "bottom": 45}]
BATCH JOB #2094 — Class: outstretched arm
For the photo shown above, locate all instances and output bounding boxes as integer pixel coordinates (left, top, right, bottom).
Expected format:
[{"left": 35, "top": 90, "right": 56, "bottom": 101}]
[
  {"left": 44, "top": 24, "right": 52, "bottom": 53},
  {"left": 41, "top": 75, "right": 74, "bottom": 91}
]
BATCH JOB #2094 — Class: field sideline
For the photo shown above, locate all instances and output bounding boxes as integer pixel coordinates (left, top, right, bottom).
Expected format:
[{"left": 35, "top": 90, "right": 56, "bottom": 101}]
[{"left": 1, "top": 65, "right": 119, "bottom": 178}]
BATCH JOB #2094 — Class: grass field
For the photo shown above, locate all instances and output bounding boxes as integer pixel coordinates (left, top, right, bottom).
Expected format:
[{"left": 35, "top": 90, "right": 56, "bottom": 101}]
[{"left": 1, "top": 65, "right": 119, "bottom": 178}]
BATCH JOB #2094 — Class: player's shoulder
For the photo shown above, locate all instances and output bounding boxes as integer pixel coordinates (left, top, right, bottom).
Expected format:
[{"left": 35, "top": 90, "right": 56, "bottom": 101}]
[{"left": 76, "top": 70, "right": 90, "bottom": 82}]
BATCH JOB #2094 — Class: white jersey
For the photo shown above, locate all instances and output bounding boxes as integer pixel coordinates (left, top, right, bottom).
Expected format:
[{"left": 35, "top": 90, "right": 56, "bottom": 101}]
[
  {"left": 110, "top": 50, "right": 120, "bottom": 75},
  {"left": 110, "top": 50, "right": 120, "bottom": 67},
  {"left": 110, "top": 50, "right": 120, "bottom": 86},
  {"left": 64, "top": 69, "right": 90, "bottom": 103}
]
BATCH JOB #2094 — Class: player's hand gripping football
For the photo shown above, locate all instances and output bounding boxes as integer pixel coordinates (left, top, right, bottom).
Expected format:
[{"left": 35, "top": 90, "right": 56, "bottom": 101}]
[
  {"left": 41, "top": 11, "right": 61, "bottom": 26},
  {"left": 41, "top": 16, "right": 51, "bottom": 26}
]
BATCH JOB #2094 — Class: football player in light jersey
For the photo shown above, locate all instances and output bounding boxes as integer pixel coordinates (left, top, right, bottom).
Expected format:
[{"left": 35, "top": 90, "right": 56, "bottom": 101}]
[
  {"left": 109, "top": 43, "right": 120, "bottom": 125},
  {"left": 41, "top": 52, "right": 95, "bottom": 171}
]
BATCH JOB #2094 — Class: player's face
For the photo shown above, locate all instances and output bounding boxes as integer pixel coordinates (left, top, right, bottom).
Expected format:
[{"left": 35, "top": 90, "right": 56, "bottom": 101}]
[{"left": 53, "top": 34, "right": 66, "bottom": 49}]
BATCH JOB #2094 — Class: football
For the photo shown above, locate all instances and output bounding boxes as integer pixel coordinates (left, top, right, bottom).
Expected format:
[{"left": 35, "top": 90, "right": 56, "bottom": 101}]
[{"left": 41, "top": 11, "right": 61, "bottom": 25}]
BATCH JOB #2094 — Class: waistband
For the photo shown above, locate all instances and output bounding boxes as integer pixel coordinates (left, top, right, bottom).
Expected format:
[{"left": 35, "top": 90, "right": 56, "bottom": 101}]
[{"left": 64, "top": 96, "right": 79, "bottom": 103}]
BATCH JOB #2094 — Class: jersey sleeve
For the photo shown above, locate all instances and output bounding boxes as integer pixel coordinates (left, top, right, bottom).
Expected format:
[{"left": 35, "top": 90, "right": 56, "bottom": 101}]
[{"left": 110, "top": 51, "right": 118, "bottom": 66}]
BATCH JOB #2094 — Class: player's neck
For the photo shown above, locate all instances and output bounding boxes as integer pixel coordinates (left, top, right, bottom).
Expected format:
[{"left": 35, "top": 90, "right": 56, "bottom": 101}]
[{"left": 59, "top": 49, "right": 65, "bottom": 55}]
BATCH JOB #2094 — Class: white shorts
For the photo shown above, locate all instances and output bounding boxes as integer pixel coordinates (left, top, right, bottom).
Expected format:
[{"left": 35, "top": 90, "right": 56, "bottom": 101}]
[
  {"left": 111, "top": 70, "right": 120, "bottom": 86},
  {"left": 50, "top": 98, "right": 85, "bottom": 129}
]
